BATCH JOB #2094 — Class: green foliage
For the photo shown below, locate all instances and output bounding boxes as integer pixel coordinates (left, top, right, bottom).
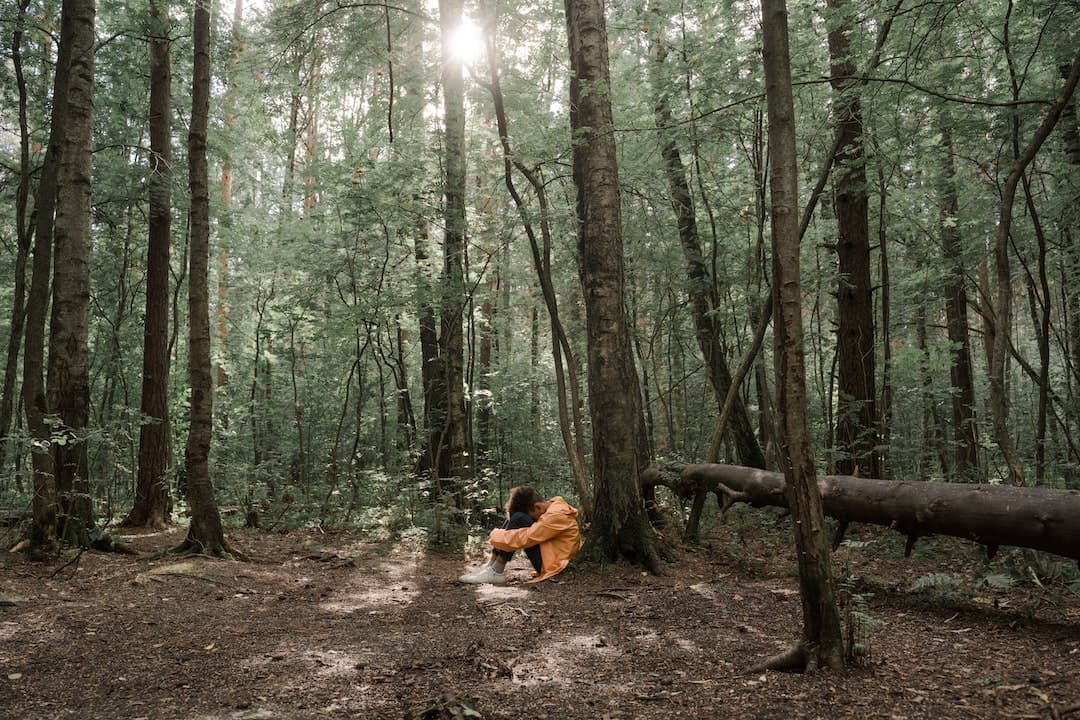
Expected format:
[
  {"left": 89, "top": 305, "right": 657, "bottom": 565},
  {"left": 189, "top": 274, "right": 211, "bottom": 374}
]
[
  {"left": 838, "top": 570, "right": 884, "bottom": 666},
  {"left": 909, "top": 572, "right": 963, "bottom": 597},
  {"left": 978, "top": 573, "right": 1016, "bottom": 590},
  {"left": 0, "top": 0, "right": 1079, "bottom": 553}
]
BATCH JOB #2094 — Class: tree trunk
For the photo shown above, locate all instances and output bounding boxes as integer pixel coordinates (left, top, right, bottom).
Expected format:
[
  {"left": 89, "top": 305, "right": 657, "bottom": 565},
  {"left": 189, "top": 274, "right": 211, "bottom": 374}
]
[
  {"left": 916, "top": 306, "right": 950, "bottom": 479},
  {"left": 0, "top": 0, "right": 34, "bottom": 478},
  {"left": 641, "top": 463, "right": 1080, "bottom": 563},
  {"left": 179, "top": 0, "right": 230, "bottom": 556},
  {"left": 391, "top": 319, "right": 417, "bottom": 452},
  {"left": 287, "top": 316, "right": 306, "bottom": 492},
  {"left": 648, "top": 14, "right": 765, "bottom": 470},
  {"left": 762, "top": 0, "right": 844, "bottom": 670},
  {"left": 477, "top": 292, "right": 495, "bottom": 466},
  {"left": 46, "top": 0, "right": 96, "bottom": 541},
  {"left": 438, "top": 0, "right": 471, "bottom": 490},
  {"left": 125, "top": 0, "right": 173, "bottom": 528},
  {"left": 938, "top": 120, "right": 980, "bottom": 482},
  {"left": 23, "top": 0, "right": 75, "bottom": 557},
  {"left": 827, "top": 0, "right": 879, "bottom": 479},
  {"left": 414, "top": 224, "right": 446, "bottom": 482},
  {"left": 565, "top": 0, "right": 658, "bottom": 570},
  {"left": 250, "top": 285, "right": 273, "bottom": 495}
]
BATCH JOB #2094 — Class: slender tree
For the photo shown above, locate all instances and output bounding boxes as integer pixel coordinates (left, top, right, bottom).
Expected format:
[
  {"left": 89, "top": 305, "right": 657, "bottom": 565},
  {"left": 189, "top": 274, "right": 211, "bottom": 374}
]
[
  {"left": 826, "top": 0, "right": 878, "bottom": 478},
  {"left": 647, "top": 7, "right": 766, "bottom": 472},
  {"left": 988, "top": 52, "right": 1080, "bottom": 486},
  {"left": 0, "top": 0, "right": 34, "bottom": 477},
  {"left": 482, "top": 16, "right": 592, "bottom": 514},
  {"left": 565, "top": 0, "right": 658, "bottom": 569},
  {"left": 124, "top": 0, "right": 173, "bottom": 527},
  {"left": 179, "top": 0, "right": 231, "bottom": 555},
  {"left": 761, "top": 0, "right": 844, "bottom": 670},
  {"left": 938, "top": 118, "right": 980, "bottom": 482}
]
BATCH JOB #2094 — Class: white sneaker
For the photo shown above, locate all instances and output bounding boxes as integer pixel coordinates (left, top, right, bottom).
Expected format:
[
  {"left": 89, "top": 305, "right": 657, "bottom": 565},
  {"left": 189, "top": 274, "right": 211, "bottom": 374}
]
[{"left": 459, "top": 565, "right": 507, "bottom": 584}]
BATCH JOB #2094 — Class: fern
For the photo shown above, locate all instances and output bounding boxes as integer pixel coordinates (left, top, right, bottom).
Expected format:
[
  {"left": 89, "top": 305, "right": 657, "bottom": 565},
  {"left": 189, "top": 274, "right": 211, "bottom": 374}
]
[
  {"left": 979, "top": 573, "right": 1015, "bottom": 589},
  {"left": 909, "top": 572, "right": 961, "bottom": 593}
]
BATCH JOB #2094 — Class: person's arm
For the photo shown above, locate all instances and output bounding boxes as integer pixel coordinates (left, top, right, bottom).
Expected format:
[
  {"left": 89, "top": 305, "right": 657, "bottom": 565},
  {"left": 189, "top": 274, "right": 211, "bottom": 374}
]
[{"left": 489, "top": 512, "right": 575, "bottom": 551}]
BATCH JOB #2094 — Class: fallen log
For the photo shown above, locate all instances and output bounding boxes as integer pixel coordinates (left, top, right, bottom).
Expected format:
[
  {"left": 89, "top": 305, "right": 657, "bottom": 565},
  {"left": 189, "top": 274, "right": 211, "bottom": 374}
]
[{"left": 641, "top": 463, "right": 1080, "bottom": 564}]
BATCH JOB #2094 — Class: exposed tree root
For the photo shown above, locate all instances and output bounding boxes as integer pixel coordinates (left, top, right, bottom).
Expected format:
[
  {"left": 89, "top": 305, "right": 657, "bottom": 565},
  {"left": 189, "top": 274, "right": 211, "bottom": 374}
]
[
  {"left": 746, "top": 641, "right": 842, "bottom": 674},
  {"left": 13, "top": 528, "right": 138, "bottom": 559},
  {"left": 169, "top": 537, "right": 248, "bottom": 561},
  {"left": 746, "top": 643, "right": 809, "bottom": 674},
  {"left": 90, "top": 534, "right": 140, "bottom": 555}
]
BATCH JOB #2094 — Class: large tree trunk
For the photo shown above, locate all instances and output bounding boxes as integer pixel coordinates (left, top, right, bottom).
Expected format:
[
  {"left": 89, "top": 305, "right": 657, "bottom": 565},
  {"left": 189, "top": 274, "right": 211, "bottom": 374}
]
[
  {"left": 125, "top": 0, "right": 173, "bottom": 528},
  {"left": 762, "top": 0, "right": 844, "bottom": 671},
  {"left": 827, "top": 0, "right": 879, "bottom": 479},
  {"left": 179, "top": 0, "right": 230, "bottom": 556},
  {"left": 438, "top": 0, "right": 471, "bottom": 491},
  {"left": 23, "top": 0, "right": 76, "bottom": 558},
  {"left": 46, "top": 0, "right": 96, "bottom": 542},
  {"left": 641, "top": 463, "right": 1080, "bottom": 564},
  {"left": 647, "top": 13, "right": 765, "bottom": 471},
  {"left": 565, "top": 0, "right": 658, "bottom": 569}
]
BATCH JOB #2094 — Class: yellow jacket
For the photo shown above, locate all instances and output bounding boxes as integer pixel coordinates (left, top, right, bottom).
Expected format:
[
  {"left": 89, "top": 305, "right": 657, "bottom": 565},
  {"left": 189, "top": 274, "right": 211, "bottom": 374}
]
[{"left": 488, "top": 496, "right": 583, "bottom": 582}]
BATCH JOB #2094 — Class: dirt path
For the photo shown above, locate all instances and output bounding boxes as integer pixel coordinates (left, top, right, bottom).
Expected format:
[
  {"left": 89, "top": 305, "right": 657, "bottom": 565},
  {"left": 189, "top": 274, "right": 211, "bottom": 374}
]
[{"left": 0, "top": 524, "right": 1077, "bottom": 719}]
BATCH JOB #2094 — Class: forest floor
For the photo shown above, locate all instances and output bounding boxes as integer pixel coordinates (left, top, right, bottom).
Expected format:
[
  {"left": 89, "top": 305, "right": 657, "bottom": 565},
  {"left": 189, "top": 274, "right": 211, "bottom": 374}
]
[{"left": 0, "top": 509, "right": 1078, "bottom": 720}]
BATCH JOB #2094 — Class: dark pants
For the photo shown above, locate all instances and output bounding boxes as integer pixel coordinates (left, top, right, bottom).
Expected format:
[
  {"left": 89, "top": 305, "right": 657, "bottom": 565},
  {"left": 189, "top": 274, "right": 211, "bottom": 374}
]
[{"left": 493, "top": 511, "right": 542, "bottom": 574}]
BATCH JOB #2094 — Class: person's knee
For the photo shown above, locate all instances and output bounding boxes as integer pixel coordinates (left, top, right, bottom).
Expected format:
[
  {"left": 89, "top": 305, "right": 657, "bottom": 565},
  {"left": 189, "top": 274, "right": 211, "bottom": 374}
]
[{"left": 506, "top": 511, "right": 534, "bottom": 529}]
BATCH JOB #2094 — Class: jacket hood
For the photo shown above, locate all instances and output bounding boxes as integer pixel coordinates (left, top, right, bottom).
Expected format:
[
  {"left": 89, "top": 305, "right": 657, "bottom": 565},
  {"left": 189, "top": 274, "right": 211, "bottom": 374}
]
[{"left": 548, "top": 496, "right": 577, "bottom": 518}]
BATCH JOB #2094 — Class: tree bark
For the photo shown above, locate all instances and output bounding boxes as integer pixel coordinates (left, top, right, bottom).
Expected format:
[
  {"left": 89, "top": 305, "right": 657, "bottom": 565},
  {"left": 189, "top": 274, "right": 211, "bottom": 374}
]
[
  {"left": 0, "top": 0, "right": 34, "bottom": 478},
  {"left": 827, "top": 0, "right": 879, "bottom": 479},
  {"left": 414, "top": 224, "right": 446, "bottom": 482},
  {"left": 23, "top": 0, "right": 76, "bottom": 557},
  {"left": 125, "top": 0, "right": 173, "bottom": 528},
  {"left": 565, "top": 0, "right": 658, "bottom": 569},
  {"left": 179, "top": 0, "right": 230, "bottom": 556},
  {"left": 762, "top": 0, "right": 844, "bottom": 670},
  {"left": 938, "top": 119, "right": 980, "bottom": 482},
  {"left": 46, "top": 0, "right": 96, "bottom": 540},
  {"left": 641, "top": 463, "right": 1080, "bottom": 563},
  {"left": 438, "top": 0, "right": 471, "bottom": 492}
]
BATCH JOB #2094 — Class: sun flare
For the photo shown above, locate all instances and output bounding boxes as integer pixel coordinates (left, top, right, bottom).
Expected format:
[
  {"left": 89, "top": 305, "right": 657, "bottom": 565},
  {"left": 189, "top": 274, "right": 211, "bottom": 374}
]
[{"left": 446, "top": 17, "right": 485, "bottom": 65}]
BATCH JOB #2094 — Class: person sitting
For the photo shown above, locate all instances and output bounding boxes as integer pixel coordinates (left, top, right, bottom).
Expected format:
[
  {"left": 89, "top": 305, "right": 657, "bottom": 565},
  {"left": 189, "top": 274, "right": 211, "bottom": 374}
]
[{"left": 459, "top": 486, "right": 583, "bottom": 585}]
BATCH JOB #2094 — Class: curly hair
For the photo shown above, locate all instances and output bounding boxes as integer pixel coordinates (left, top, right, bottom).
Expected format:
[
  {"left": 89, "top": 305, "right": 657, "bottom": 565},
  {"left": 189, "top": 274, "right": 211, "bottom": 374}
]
[{"left": 506, "top": 486, "right": 543, "bottom": 517}]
